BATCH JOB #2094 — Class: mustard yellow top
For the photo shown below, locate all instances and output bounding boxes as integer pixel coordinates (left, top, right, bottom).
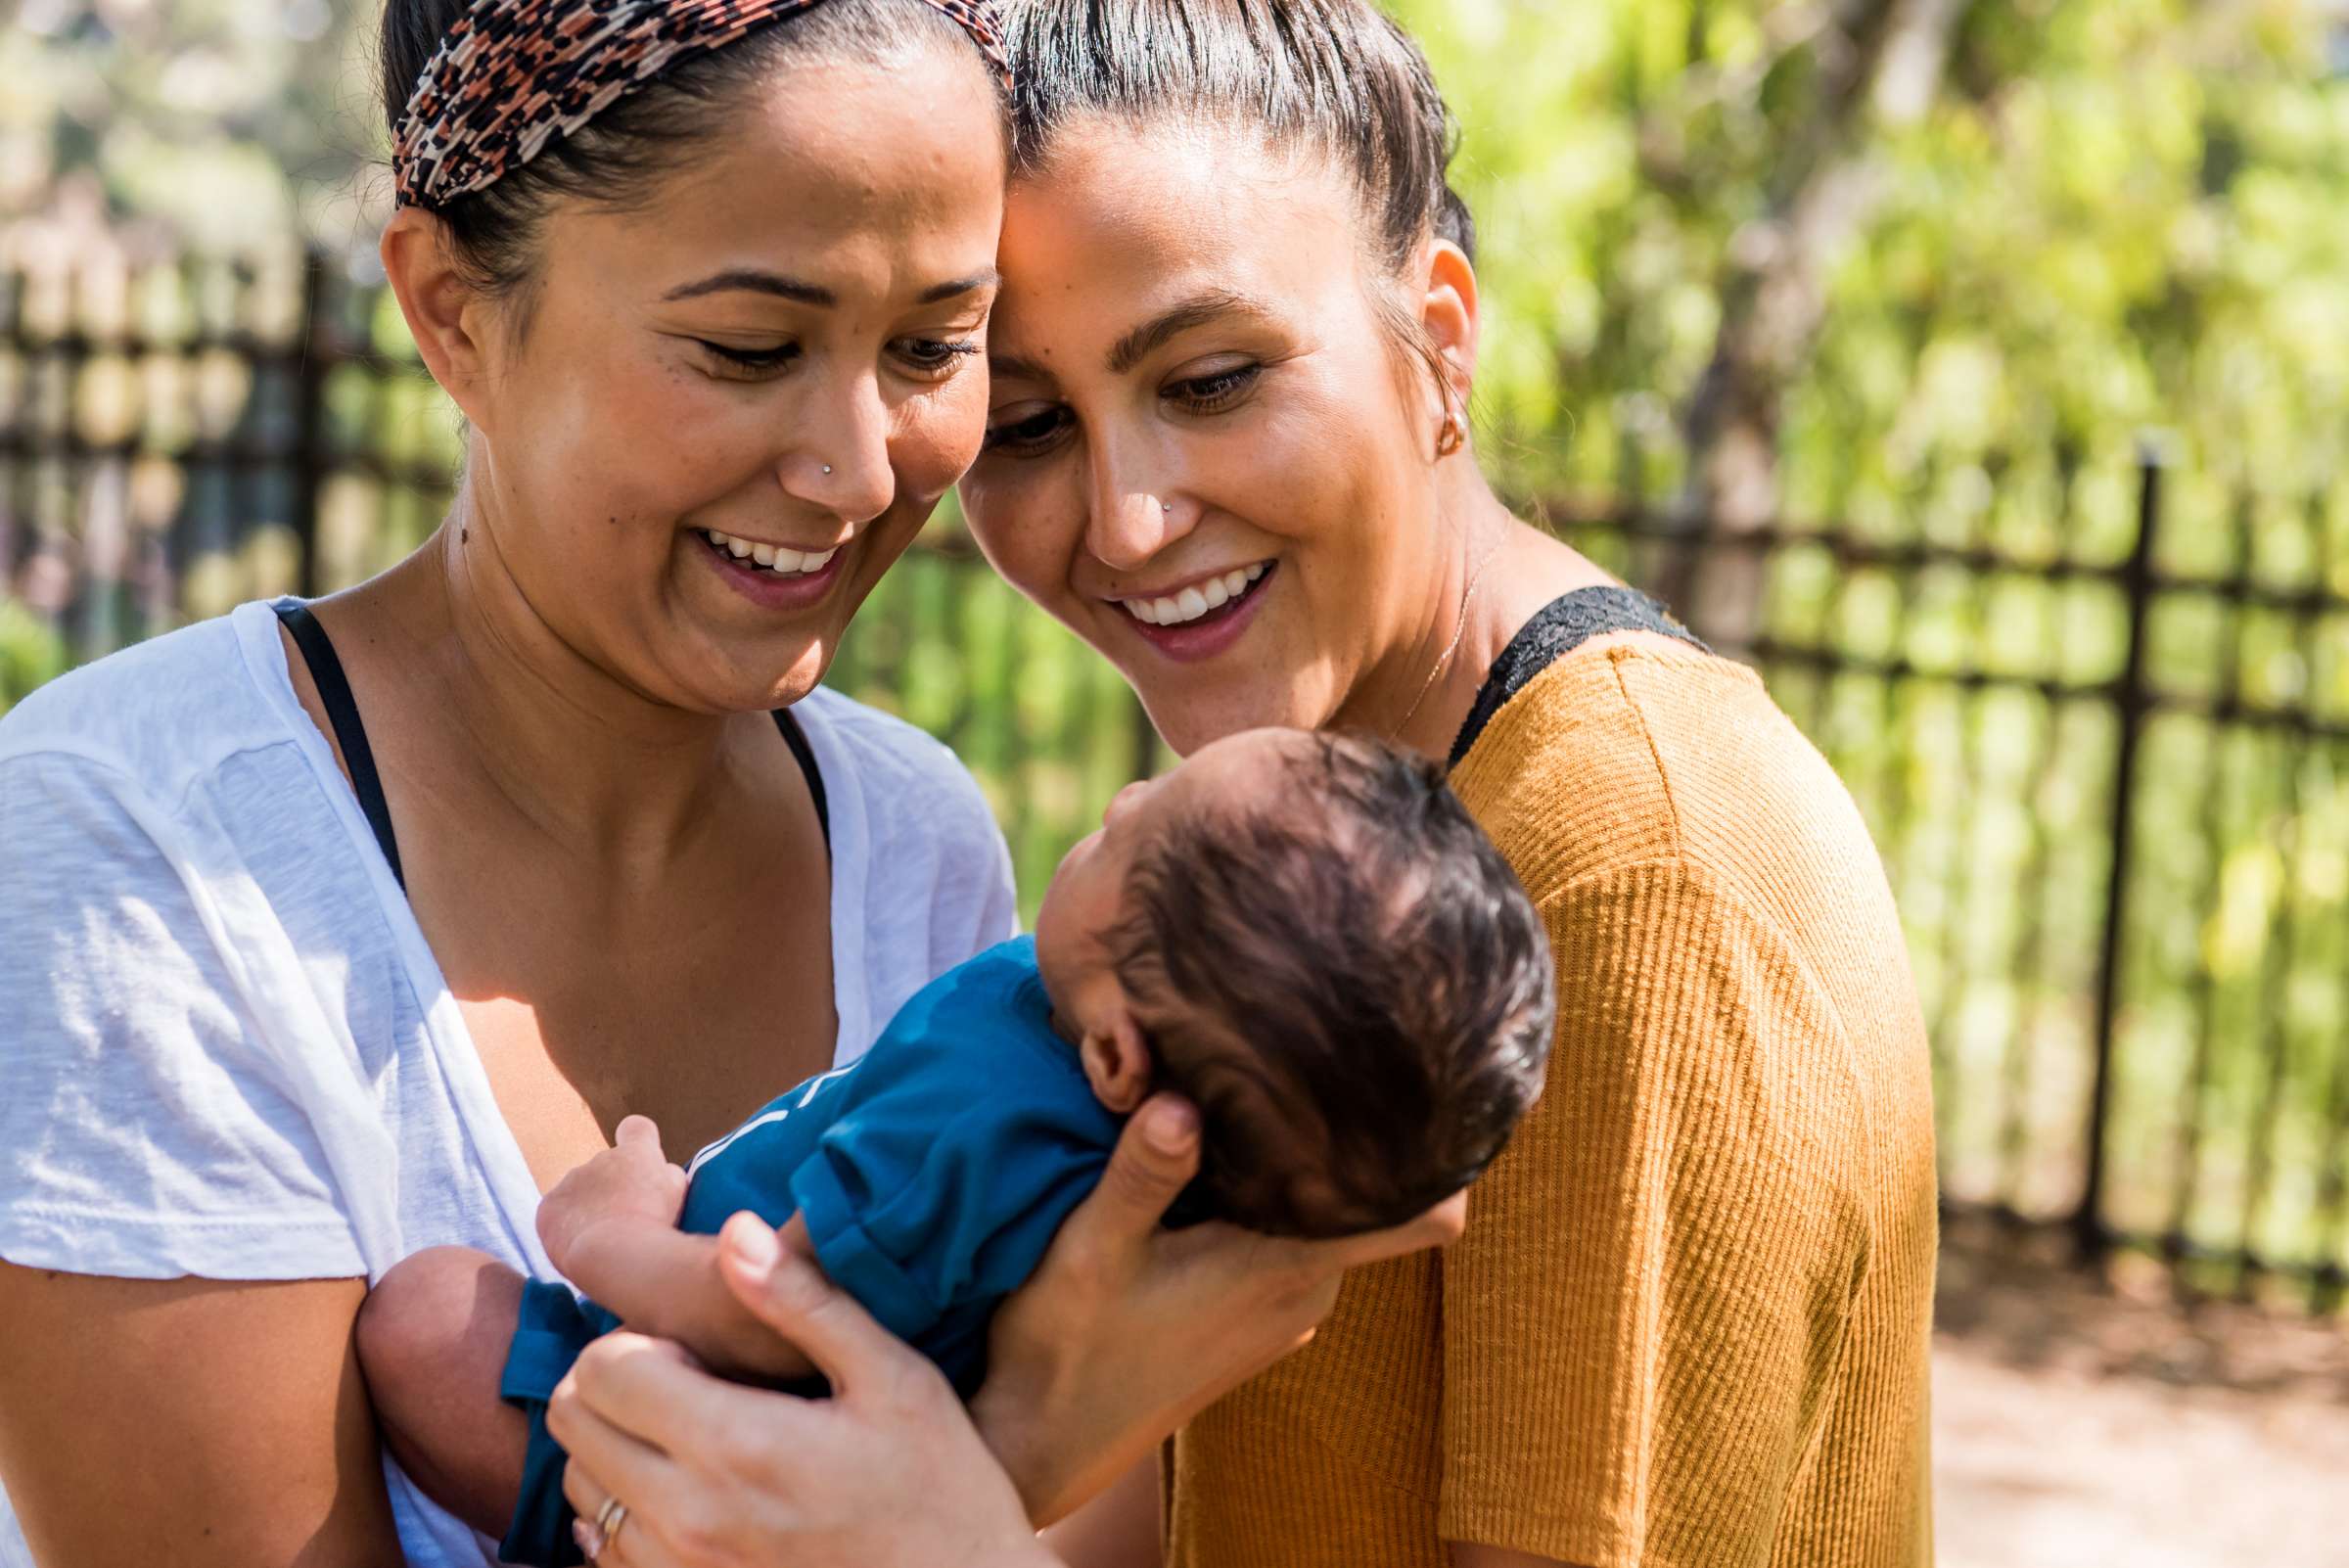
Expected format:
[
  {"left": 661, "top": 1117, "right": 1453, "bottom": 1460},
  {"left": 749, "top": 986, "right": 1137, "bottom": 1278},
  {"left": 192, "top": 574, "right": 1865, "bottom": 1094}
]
[{"left": 1166, "top": 639, "right": 1938, "bottom": 1567}]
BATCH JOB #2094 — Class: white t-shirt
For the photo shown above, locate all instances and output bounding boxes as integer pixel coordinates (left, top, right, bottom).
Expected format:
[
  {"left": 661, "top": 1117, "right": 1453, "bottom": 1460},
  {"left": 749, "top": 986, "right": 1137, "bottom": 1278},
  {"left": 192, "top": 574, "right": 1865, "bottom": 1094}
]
[{"left": 0, "top": 600, "right": 1018, "bottom": 1566}]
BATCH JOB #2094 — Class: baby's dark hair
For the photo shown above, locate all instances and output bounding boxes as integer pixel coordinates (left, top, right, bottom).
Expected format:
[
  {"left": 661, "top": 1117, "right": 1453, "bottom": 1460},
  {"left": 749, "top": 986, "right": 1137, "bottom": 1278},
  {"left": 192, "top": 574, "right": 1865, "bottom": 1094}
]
[{"left": 1108, "top": 733, "right": 1554, "bottom": 1238}]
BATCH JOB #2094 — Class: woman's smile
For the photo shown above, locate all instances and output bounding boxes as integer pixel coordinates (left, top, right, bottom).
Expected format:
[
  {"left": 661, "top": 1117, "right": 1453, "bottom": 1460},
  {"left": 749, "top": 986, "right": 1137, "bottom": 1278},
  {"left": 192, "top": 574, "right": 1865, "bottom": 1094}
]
[
  {"left": 693, "top": 526, "right": 853, "bottom": 612},
  {"left": 1109, "top": 559, "right": 1277, "bottom": 663}
]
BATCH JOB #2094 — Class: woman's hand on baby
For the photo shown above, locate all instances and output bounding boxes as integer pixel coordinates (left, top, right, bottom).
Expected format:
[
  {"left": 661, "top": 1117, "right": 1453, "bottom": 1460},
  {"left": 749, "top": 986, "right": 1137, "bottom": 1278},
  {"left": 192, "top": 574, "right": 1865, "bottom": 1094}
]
[
  {"left": 544, "top": 1099, "right": 1466, "bottom": 1557},
  {"left": 971, "top": 1092, "right": 1469, "bottom": 1525},
  {"left": 547, "top": 1213, "right": 1053, "bottom": 1568},
  {"left": 538, "top": 1115, "right": 690, "bottom": 1277}
]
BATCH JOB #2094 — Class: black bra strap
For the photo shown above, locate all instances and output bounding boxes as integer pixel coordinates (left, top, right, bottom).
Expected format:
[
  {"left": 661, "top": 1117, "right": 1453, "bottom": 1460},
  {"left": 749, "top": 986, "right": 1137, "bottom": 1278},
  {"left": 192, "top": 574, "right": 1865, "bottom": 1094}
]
[
  {"left": 271, "top": 600, "right": 831, "bottom": 885},
  {"left": 1449, "top": 586, "right": 1706, "bottom": 769},
  {"left": 775, "top": 710, "right": 831, "bottom": 853},
  {"left": 272, "top": 600, "right": 407, "bottom": 890}
]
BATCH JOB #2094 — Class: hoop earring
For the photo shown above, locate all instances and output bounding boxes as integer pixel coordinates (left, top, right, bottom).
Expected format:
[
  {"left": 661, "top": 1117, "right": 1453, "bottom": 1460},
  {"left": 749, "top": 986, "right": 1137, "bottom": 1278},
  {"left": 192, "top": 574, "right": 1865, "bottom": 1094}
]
[{"left": 1435, "top": 411, "right": 1465, "bottom": 459}]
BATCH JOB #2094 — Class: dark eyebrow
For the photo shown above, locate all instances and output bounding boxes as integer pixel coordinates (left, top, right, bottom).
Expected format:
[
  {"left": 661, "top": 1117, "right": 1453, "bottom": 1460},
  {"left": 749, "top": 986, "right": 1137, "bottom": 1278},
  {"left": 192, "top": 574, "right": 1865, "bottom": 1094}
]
[
  {"left": 918, "top": 269, "right": 1000, "bottom": 304},
  {"left": 663, "top": 268, "right": 1000, "bottom": 308},
  {"left": 664, "top": 269, "right": 836, "bottom": 306},
  {"left": 1108, "top": 291, "right": 1277, "bottom": 375},
  {"left": 989, "top": 352, "right": 1054, "bottom": 386}
]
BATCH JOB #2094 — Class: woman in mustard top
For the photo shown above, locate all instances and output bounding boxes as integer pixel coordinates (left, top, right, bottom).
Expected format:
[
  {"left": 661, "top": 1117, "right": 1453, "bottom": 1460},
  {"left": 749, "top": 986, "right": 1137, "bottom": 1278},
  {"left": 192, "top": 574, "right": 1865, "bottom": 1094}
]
[{"left": 545, "top": 3, "right": 1939, "bottom": 1564}]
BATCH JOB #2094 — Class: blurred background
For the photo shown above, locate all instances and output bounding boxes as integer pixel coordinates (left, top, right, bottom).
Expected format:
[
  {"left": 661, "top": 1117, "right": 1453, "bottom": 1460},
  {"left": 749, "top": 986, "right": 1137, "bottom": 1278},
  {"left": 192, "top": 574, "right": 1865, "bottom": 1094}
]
[{"left": 4, "top": 0, "right": 2347, "bottom": 1559}]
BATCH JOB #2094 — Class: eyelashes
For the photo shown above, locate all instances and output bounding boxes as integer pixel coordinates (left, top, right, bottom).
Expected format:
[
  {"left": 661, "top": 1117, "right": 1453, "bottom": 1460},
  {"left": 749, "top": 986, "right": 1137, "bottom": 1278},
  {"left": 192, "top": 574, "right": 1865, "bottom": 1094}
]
[
  {"left": 898, "top": 339, "right": 984, "bottom": 375},
  {"left": 982, "top": 361, "right": 1267, "bottom": 458},
  {"left": 1165, "top": 362, "right": 1261, "bottom": 411},
  {"left": 692, "top": 338, "right": 983, "bottom": 383},
  {"left": 983, "top": 405, "right": 1073, "bottom": 455},
  {"left": 698, "top": 340, "right": 800, "bottom": 376}
]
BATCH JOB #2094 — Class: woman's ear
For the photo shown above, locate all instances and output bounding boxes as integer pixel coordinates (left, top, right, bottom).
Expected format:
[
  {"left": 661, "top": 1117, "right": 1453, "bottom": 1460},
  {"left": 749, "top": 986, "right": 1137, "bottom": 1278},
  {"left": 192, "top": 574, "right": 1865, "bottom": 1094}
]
[
  {"left": 1418, "top": 237, "right": 1481, "bottom": 408},
  {"left": 380, "top": 208, "right": 503, "bottom": 432},
  {"left": 1080, "top": 1012, "right": 1156, "bottom": 1115}
]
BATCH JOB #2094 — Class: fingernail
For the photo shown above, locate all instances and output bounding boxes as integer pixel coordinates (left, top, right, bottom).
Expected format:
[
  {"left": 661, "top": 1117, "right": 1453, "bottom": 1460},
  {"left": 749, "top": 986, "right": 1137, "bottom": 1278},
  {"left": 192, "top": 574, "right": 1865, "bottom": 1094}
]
[
  {"left": 575, "top": 1519, "right": 604, "bottom": 1556},
  {"left": 1143, "top": 1098, "right": 1198, "bottom": 1153},
  {"left": 724, "top": 1214, "right": 781, "bottom": 1271}
]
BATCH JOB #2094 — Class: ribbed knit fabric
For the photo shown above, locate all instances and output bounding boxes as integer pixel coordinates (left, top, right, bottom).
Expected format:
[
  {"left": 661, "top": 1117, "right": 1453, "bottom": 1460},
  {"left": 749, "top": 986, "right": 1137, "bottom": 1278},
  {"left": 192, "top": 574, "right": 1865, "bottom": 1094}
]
[{"left": 1166, "top": 640, "right": 1938, "bottom": 1568}]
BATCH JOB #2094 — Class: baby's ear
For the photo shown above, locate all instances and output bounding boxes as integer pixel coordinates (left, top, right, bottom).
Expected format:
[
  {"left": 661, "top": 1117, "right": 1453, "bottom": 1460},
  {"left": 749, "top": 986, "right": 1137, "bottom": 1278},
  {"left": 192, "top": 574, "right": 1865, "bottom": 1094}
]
[{"left": 1081, "top": 1011, "right": 1155, "bottom": 1114}]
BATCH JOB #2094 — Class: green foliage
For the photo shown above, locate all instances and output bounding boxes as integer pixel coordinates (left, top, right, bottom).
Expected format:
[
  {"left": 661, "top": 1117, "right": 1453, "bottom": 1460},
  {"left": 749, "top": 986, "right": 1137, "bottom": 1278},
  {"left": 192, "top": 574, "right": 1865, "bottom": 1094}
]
[
  {"left": 0, "top": 599, "right": 69, "bottom": 715},
  {"left": 1395, "top": 0, "right": 2349, "bottom": 530},
  {"left": 1, "top": 2, "right": 377, "bottom": 243}
]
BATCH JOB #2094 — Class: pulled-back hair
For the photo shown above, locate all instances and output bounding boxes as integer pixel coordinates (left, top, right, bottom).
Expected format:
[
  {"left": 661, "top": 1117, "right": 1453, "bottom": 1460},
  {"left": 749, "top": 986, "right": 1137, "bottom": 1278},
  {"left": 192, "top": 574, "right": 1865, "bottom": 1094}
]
[
  {"left": 998, "top": 0, "right": 1475, "bottom": 271},
  {"left": 1109, "top": 733, "right": 1553, "bottom": 1238},
  {"left": 377, "top": 0, "right": 1009, "bottom": 306}
]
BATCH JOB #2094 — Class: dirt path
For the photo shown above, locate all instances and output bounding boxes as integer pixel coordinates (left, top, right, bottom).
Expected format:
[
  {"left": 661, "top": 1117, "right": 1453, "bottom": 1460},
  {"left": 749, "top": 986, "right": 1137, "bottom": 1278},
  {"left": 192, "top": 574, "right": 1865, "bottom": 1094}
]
[{"left": 1932, "top": 1217, "right": 2349, "bottom": 1568}]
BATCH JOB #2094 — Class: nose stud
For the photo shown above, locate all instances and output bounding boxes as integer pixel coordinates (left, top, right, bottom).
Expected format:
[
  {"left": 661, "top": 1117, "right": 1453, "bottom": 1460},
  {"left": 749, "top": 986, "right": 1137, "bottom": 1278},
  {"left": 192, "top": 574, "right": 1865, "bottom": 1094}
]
[
  {"left": 1163, "top": 502, "right": 1173, "bottom": 514},
  {"left": 823, "top": 465, "right": 834, "bottom": 476}
]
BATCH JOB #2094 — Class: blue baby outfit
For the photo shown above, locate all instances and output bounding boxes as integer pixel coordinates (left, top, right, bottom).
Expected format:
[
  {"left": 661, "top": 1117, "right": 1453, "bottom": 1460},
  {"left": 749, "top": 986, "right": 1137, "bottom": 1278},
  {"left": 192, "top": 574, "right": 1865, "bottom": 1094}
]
[{"left": 498, "top": 937, "right": 1119, "bottom": 1566}]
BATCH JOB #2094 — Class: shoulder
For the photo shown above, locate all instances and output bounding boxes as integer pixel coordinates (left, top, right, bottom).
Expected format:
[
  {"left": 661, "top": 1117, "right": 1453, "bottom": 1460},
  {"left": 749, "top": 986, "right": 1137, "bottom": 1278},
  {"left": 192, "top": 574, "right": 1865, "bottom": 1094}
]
[
  {"left": 0, "top": 608, "right": 390, "bottom": 1279},
  {"left": 872, "top": 939, "right": 1052, "bottom": 1071},
  {"left": 917, "top": 937, "right": 1044, "bottom": 1017},
  {"left": 0, "top": 604, "right": 299, "bottom": 805},
  {"left": 1447, "top": 638, "right": 1718, "bottom": 893},
  {"left": 801, "top": 941, "right": 1108, "bottom": 1192},
  {"left": 1456, "top": 640, "right": 1921, "bottom": 1062},
  {"left": 793, "top": 685, "right": 978, "bottom": 798},
  {"left": 1470, "top": 649, "right": 1932, "bottom": 1222},
  {"left": 855, "top": 941, "right": 1100, "bottom": 1118},
  {"left": 794, "top": 686, "right": 1003, "bottom": 855},
  {"left": 1453, "top": 641, "right": 1879, "bottom": 914},
  {"left": 794, "top": 688, "right": 1018, "bottom": 989}
]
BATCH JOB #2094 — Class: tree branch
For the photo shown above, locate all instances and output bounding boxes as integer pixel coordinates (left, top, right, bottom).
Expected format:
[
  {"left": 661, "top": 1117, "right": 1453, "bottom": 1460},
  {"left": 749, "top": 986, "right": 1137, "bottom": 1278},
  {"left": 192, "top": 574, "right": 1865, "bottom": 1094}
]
[{"left": 1662, "top": 0, "right": 1977, "bottom": 643}]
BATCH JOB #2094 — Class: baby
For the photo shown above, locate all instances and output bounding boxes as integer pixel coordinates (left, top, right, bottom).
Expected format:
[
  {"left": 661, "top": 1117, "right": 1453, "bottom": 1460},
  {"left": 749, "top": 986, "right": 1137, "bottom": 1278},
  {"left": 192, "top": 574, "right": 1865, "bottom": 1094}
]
[{"left": 356, "top": 727, "right": 1557, "bottom": 1565}]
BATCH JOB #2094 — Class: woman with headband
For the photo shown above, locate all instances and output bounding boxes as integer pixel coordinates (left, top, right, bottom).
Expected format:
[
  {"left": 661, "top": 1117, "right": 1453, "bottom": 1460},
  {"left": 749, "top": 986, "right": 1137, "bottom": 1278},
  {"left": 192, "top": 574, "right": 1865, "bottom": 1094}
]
[
  {"left": 0, "top": 3, "right": 1455, "bottom": 1563},
  {"left": 542, "top": 3, "right": 1938, "bottom": 1567}
]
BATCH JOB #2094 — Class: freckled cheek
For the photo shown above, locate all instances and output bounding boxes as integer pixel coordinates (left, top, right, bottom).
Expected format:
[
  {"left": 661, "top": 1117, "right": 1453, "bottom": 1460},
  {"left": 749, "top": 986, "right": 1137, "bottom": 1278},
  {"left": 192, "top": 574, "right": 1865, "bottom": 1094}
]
[
  {"left": 1206, "top": 410, "right": 1346, "bottom": 557},
  {"left": 527, "top": 357, "right": 751, "bottom": 533},
  {"left": 886, "top": 442, "right": 958, "bottom": 514},
  {"left": 1230, "top": 411, "right": 1395, "bottom": 644},
  {"left": 974, "top": 468, "right": 1086, "bottom": 613},
  {"left": 894, "top": 380, "right": 992, "bottom": 498}
]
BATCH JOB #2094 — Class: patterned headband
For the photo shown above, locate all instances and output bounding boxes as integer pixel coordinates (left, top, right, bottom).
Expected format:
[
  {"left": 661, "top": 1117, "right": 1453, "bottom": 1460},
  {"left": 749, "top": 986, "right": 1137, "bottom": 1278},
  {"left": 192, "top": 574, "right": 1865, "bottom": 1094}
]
[{"left": 393, "top": 0, "right": 1011, "bottom": 210}]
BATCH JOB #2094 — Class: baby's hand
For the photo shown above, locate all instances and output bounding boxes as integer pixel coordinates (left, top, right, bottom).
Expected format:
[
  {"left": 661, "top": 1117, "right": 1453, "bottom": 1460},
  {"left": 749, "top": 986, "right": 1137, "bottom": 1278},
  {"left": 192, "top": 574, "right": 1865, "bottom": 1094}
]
[{"left": 538, "top": 1115, "right": 690, "bottom": 1275}]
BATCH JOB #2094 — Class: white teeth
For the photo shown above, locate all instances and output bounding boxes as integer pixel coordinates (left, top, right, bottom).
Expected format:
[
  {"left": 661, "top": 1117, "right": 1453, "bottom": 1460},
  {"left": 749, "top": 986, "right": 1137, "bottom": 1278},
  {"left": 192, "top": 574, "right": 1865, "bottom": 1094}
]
[
  {"left": 704, "top": 529, "right": 843, "bottom": 576},
  {"left": 1119, "top": 562, "right": 1272, "bottom": 627}
]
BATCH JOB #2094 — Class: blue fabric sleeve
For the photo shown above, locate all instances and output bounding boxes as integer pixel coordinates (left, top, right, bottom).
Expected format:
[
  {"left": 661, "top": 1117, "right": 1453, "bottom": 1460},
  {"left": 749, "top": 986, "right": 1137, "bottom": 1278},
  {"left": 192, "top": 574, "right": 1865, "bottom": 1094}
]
[
  {"left": 790, "top": 1150, "right": 946, "bottom": 1343},
  {"left": 789, "top": 1096, "right": 1110, "bottom": 1347},
  {"left": 496, "top": 1280, "right": 621, "bottom": 1568}
]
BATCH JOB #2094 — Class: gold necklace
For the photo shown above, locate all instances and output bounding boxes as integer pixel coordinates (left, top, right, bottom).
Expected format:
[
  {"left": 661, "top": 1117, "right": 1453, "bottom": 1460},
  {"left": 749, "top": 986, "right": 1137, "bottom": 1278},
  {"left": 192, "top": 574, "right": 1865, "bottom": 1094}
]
[{"left": 1394, "top": 532, "right": 1504, "bottom": 744}]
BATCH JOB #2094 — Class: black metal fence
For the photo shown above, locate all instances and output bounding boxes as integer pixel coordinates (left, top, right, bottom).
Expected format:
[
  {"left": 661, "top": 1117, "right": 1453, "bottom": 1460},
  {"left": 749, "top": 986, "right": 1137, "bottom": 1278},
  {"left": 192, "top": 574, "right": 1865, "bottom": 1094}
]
[{"left": 6, "top": 243, "right": 2347, "bottom": 1311}]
